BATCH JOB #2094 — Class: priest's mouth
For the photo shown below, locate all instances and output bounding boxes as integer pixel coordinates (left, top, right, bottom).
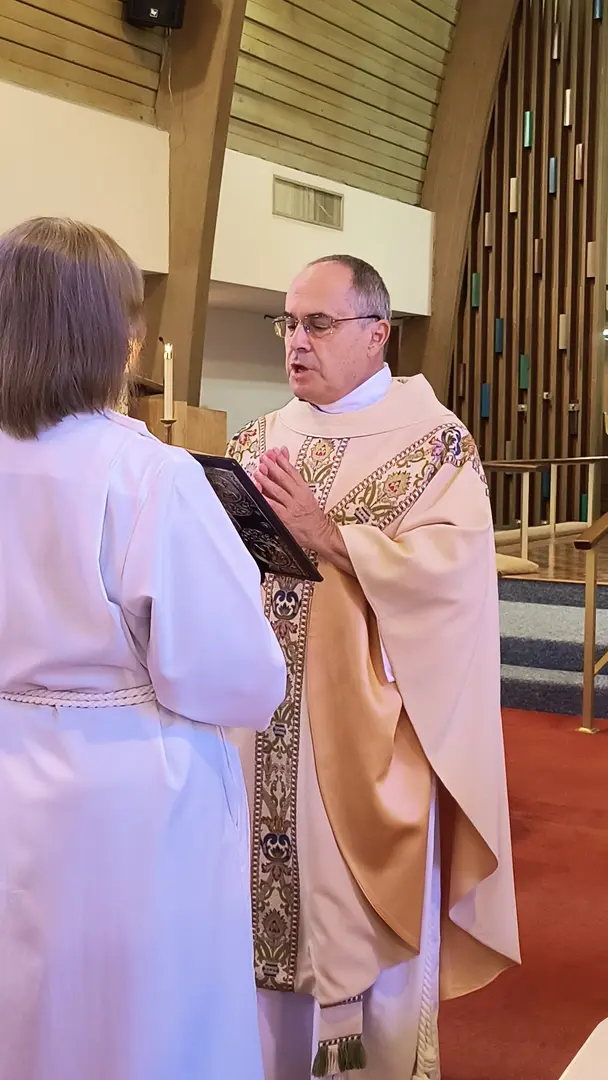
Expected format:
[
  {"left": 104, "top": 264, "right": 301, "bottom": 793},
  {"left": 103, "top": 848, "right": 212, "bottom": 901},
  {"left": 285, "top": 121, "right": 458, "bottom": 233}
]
[{"left": 290, "top": 363, "right": 312, "bottom": 376}]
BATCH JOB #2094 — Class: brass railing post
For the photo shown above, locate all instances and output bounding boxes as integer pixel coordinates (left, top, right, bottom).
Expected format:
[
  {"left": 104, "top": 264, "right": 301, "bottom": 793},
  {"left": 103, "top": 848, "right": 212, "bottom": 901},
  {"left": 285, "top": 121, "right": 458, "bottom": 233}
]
[
  {"left": 520, "top": 471, "right": 531, "bottom": 561},
  {"left": 549, "top": 462, "right": 558, "bottom": 536},
  {"left": 579, "top": 547, "right": 599, "bottom": 734},
  {"left": 588, "top": 462, "right": 597, "bottom": 525}
]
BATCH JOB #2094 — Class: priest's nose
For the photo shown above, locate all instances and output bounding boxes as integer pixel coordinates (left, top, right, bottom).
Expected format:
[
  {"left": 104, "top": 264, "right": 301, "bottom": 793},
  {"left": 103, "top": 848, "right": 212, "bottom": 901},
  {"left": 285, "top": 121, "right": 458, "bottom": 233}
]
[{"left": 289, "top": 321, "right": 313, "bottom": 351}]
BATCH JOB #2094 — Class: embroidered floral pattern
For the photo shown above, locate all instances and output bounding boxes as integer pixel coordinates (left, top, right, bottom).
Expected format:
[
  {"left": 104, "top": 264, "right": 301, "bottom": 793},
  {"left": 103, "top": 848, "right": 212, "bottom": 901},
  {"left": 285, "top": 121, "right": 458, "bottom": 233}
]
[
  {"left": 226, "top": 417, "right": 266, "bottom": 477},
  {"left": 228, "top": 417, "right": 485, "bottom": 993},
  {"left": 331, "top": 423, "right": 487, "bottom": 529},
  {"left": 230, "top": 426, "right": 348, "bottom": 991}
]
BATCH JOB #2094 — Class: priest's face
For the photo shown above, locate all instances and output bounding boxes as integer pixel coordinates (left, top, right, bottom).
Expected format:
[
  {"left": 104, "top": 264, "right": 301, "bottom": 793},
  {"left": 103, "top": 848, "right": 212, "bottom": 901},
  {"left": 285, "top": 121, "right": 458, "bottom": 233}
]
[{"left": 282, "top": 262, "right": 390, "bottom": 406}]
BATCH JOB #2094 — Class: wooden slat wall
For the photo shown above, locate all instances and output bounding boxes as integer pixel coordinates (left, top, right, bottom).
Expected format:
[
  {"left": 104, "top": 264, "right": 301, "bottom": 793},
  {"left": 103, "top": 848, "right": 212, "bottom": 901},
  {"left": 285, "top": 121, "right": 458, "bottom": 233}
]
[
  {"left": 449, "top": 0, "right": 605, "bottom": 528},
  {"left": 0, "top": 0, "right": 164, "bottom": 123},
  {"left": 228, "top": 0, "right": 460, "bottom": 204}
]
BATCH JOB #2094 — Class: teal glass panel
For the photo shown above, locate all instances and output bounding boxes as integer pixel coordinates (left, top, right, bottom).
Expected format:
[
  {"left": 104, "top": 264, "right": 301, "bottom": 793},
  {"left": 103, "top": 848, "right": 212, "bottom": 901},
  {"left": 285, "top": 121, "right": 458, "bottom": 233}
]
[
  {"left": 471, "top": 272, "right": 481, "bottom": 309},
  {"left": 580, "top": 493, "right": 589, "bottom": 521},
  {"left": 494, "top": 318, "right": 504, "bottom": 354},
  {"left": 519, "top": 354, "right": 529, "bottom": 390}
]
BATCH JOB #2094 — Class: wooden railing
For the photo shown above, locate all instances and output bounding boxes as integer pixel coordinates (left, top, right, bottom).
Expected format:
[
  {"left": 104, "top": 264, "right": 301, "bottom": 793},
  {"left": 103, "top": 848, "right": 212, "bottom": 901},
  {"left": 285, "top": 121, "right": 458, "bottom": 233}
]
[
  {"left": 574, "top": 517, "right": 608, "bottom": 734},
  {"left": 483, "top": 457, "right": 608, "bottom": 561}
]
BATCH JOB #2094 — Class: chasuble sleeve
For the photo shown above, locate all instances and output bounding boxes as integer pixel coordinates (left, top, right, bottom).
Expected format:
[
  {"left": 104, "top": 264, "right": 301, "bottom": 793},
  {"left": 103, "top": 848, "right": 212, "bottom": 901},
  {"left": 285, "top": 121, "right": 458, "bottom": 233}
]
[
  {"left": 120, "top": 452, "right": 286, "bottom": 730},
  {"left": 337, "top": 458, "right": 520, "bottom": 984}
]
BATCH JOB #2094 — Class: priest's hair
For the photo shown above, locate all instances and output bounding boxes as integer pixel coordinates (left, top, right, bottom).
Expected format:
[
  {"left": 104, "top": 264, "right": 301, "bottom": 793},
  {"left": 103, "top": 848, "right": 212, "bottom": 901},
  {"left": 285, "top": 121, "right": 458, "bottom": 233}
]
[
  {"left": 0, "top": 217, "right": 144, "bottom": 439},
  {"left": 309, "top": 255, "right": 392, "bottom": 322}
]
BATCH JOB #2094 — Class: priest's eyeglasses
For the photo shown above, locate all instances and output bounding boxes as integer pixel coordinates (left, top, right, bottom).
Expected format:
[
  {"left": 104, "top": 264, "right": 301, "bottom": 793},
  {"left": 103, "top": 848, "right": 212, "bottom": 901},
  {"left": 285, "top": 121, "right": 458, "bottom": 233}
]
[{"left": 269, "top": 314, "right": 382, "bottom": 339}]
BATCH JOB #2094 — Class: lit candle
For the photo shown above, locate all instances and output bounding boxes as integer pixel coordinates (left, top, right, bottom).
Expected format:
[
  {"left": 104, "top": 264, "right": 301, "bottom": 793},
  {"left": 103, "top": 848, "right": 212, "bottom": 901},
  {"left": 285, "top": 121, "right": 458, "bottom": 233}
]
[{"left": 163, "top": 342, "right": 174, "bottom": 422}]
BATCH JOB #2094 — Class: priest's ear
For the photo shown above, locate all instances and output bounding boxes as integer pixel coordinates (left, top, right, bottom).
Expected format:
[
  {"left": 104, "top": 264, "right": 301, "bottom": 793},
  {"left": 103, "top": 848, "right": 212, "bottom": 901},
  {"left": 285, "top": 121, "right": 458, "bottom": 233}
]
[{"left": 368, "top": 318, "right": 391, "bottom": 357}]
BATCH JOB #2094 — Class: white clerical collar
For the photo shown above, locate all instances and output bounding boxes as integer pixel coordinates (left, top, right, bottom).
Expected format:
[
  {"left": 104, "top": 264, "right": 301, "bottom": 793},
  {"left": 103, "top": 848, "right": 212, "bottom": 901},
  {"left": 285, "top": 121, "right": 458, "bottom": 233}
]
[{"left": 314, "top": 363, "right": 392, "bottom": 414}]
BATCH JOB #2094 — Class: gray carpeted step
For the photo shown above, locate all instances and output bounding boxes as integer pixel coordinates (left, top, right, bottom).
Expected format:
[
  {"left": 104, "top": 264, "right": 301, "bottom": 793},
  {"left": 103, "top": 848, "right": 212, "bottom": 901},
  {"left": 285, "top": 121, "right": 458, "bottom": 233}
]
[
  {"left": 500, "top": 601, "right": 608, "bottom": 672},
  {"left": 501, "top": 664, "right": 608, "bottom": 719},
  {"left": 499, "top": 578, "right": 608, "bottom": 608},
  {"left": 499, "top": 578, "right": 608, "bottom": 716}
]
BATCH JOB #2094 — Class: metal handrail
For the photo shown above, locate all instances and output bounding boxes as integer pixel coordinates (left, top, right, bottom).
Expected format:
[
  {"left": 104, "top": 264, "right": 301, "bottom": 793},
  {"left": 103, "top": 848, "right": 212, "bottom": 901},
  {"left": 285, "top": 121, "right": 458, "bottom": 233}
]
[
  {"left": 484, "top": 456, "right": 608, "bottom": 561},
  {"left": 484, "top": 459, "right": 608, "bottom": 731},
  {"left": 574, "top": 516, "right": 608, "bottom": 733},
  {"left": 483, "top": 462, "right": 541, "bottom": 561}
]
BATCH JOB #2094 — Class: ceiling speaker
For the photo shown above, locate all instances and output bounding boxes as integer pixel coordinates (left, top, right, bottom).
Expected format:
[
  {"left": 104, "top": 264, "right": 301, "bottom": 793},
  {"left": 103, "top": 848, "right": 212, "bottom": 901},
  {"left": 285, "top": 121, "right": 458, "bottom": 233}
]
[{"left": 123, "top": 0, "right": 185, "bottom": 29}]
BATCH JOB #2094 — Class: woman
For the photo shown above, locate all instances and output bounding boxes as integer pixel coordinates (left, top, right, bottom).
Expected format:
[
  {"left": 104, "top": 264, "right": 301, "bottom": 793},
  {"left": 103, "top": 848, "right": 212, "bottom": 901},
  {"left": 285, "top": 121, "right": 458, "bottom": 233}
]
[{"left": 0, "top": 218, "right": 286, "bottom": 1080}]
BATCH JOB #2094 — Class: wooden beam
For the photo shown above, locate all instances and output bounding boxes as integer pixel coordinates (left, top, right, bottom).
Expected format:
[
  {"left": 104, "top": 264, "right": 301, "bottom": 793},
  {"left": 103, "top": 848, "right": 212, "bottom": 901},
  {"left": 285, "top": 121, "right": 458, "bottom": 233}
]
[
  {"left": 398, "top": 0, "right": 519, "bottom": 400},
  {"left": 143, "top": 0, "right": 247, "bottom": 404}
]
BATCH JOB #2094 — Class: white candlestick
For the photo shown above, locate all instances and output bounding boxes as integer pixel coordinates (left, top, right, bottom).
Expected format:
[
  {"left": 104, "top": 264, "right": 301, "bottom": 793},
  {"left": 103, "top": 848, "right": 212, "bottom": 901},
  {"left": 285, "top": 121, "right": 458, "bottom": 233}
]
[{"left": 163, "top": 342, "right": 174, "bottom": 422}]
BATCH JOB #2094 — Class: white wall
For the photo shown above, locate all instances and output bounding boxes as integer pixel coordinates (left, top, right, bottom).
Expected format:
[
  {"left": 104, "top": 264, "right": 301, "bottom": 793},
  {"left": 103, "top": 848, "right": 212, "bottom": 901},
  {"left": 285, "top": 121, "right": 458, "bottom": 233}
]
[
  {"left": 201, "top": 308, "right": 291, "bottom": 438},
  {"left": 0, "top": 80, "right": 169, "bottom": 273},
  {"left": 212, "top": 149, "right": 433, "bottom": 315}
]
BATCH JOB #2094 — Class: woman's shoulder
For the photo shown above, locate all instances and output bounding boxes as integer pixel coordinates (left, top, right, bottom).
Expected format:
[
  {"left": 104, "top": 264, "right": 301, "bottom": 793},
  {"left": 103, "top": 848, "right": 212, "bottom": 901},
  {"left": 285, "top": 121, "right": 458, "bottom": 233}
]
[{"left": 104, "top": 411, "right": 200, "bottom": 497}]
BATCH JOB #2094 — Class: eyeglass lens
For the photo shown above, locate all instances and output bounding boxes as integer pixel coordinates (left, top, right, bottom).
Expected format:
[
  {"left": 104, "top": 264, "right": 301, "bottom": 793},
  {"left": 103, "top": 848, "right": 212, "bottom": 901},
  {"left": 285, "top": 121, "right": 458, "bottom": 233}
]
[{"left": 273, "top": 315, "right": 335, "bottom": 339}]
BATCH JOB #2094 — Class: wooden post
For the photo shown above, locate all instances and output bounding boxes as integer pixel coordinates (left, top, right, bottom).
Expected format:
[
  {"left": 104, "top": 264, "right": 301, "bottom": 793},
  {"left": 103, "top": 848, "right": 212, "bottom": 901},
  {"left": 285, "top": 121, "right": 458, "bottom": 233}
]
[{"left": 143, "top": 0, "right": 247, "bottom": 405}]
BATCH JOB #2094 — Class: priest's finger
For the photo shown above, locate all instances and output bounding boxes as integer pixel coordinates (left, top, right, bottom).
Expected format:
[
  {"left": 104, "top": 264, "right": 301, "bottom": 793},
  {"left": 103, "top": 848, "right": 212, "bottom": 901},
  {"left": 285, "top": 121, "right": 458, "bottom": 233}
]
[
  {"left": 256, "top": 460, "right": 290, "bottom": 492},
  {"left": 273, "top": 453, "right": 307, "bottom": 487},
  {"left": 255, "top": 471, "right": 292, "bottom": 508},
  {"left": 264, "top": 446, "right": 290, "bottom": 466},
  {"left": 260, "top": 447, "right": 287, "bottom": 466},
  {"left": 259, "top": 449, "right": 279, "bottom": 465},
  {"left": 259, "top": 456, "right": 299, "bottom": 495},
  {"left": 264, "top": 495, "right": 289, "bottom": 522}
]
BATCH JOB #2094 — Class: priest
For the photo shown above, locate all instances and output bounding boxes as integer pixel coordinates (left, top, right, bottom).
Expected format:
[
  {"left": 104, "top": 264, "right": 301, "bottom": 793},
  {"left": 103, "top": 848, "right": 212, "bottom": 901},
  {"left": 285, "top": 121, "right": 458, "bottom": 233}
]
[{"left": 227, "top": 255, "right": 520, "bottom": 1080}]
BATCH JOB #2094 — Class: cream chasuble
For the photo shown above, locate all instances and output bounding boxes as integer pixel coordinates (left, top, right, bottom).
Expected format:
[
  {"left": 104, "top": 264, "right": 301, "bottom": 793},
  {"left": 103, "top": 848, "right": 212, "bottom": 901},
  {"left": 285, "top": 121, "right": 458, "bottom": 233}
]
[{"left": 228, "top": 374, "right": 520, "bottom": 1079}]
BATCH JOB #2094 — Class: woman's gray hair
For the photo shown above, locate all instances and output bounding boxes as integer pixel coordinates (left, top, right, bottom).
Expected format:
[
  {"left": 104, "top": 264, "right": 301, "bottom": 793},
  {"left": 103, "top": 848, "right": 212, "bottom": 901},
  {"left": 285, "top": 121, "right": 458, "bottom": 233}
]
[
  {"left": 0, "top": 217, "right": 144, "bottom": 439},
  {"left": 309, "top": 255, "right": 392, "bottom": 322}
]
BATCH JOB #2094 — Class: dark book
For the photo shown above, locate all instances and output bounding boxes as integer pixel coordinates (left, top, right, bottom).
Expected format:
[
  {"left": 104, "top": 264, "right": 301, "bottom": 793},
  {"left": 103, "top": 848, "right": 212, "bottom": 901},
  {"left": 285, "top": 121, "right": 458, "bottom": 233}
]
[{"left": 190, "top": 453, "right": 323, "bottom": 583}]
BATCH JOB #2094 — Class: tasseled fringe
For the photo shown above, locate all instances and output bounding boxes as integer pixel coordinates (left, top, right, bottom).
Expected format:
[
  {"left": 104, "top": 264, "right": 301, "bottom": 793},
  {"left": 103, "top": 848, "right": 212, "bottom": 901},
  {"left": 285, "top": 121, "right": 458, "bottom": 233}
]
[{"left": 312, "top": 1035, "right": 368, "bottom": 1076}]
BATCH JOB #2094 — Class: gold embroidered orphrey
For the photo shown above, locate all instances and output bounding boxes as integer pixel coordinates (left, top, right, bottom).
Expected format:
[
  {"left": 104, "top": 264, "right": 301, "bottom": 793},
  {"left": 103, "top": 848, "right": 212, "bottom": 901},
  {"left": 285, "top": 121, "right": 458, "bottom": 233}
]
[{"left": 227, "top": 419, "right": 486, "bottom": 994}]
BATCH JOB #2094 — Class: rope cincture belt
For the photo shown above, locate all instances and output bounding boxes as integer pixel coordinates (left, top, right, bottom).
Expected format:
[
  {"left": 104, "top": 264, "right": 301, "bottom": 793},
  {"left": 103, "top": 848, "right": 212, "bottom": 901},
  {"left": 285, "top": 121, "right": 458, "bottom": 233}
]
[{"left": 0, "top": 685, "right": 156, "bottom": 708}]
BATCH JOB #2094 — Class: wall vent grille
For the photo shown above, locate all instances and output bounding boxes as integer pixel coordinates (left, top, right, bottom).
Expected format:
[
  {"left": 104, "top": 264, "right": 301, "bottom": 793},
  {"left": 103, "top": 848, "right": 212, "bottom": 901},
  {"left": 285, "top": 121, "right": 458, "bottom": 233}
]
[{"left": 272, "top": 177, "right": 343, "bottom": 230}]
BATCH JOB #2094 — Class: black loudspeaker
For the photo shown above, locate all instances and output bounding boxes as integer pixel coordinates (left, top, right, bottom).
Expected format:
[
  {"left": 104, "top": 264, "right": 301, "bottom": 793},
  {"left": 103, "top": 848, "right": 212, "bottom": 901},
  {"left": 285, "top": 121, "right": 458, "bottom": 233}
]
[{"left": 123, "top": 0, "right": 185, "bottom": 29}]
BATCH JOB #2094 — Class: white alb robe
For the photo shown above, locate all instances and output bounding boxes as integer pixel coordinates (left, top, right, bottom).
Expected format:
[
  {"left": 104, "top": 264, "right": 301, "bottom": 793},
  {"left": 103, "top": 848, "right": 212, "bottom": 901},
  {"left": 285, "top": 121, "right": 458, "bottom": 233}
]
[
  {"left": 253, "top": 367, "right": 442, "bottom": 1080},
  {"left": 0, "top": 409, "right": 286, "bottom": 1080}
]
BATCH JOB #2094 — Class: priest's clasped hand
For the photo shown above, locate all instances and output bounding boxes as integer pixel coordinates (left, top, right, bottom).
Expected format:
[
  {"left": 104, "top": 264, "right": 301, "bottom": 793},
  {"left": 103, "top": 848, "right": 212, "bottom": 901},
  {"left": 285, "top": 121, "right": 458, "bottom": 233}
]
[
  {"left": 254, "top": 448, "right": 354, "bottom": 575},
  {"left": 255, "top": 447, "right": 330, "bottom": 550}
]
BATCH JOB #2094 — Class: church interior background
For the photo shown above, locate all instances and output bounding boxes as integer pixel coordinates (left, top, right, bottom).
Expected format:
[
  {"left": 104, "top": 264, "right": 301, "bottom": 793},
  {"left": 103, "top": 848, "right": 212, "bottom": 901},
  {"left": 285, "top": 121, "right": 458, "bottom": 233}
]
[{"left": 0, "top": 0, "right": 607, "bottom": 1075}]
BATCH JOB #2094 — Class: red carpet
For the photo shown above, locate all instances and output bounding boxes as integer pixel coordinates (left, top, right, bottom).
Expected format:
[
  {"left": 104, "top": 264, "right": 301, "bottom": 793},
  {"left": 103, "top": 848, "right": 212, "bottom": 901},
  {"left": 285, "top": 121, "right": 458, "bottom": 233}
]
[{"left": 440, "top": 709, "right": 608, "bottom": 1080}]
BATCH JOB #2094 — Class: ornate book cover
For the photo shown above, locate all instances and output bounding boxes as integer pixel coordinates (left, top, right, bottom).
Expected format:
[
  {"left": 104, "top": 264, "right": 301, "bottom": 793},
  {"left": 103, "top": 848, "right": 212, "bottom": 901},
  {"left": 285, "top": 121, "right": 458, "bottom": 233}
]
[{"left": 190, "top": 454, "right": 323, "bottom": 583}]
